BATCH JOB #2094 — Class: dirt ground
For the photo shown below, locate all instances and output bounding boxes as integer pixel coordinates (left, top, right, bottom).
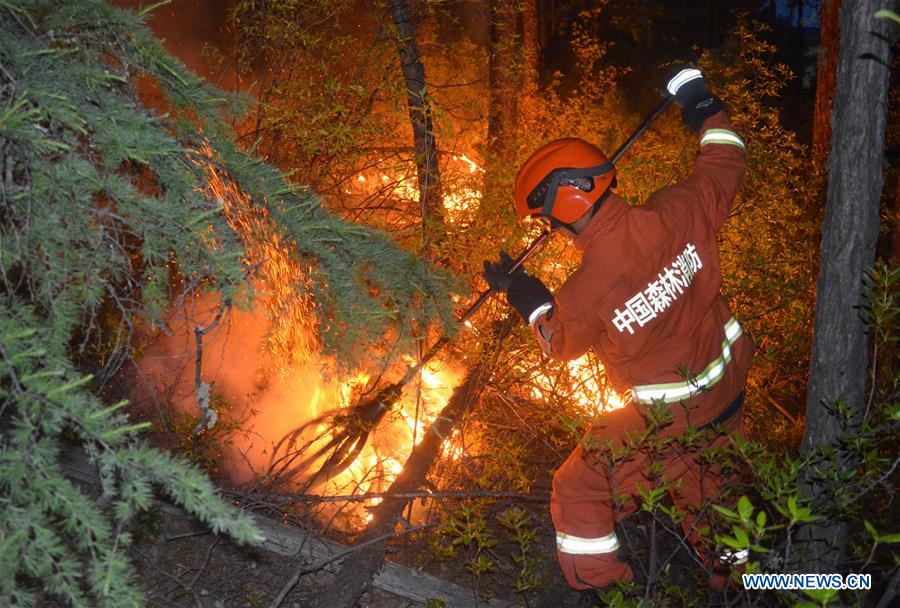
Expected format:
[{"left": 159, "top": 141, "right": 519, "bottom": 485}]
[{"left": 117, "top": 497, "right": 709, "bottom": 608}]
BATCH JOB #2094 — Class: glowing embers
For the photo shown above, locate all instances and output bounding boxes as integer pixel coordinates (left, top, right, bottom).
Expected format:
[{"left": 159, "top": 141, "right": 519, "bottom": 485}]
[
  {"left": 442, "top": 154, "right": 483, "bottom": 221},
  {"left": 528, "top": 352, "right": 625, "bottom": 417},
  {"left": 346, "top": 153, "right": 484, "bottom": 224},
  {"left": 200, "top": 144, "right": 318, "bottom": 366}
]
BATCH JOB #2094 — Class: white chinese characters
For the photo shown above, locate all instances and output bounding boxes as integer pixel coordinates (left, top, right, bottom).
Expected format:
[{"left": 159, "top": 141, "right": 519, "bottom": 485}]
[{"left": 612, "top": 243, "right": 702, "bottom": 334}]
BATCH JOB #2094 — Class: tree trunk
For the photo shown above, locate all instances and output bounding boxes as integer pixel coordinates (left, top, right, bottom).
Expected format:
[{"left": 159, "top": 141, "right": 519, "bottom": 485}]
[
  {"left": 767, "top": 0, "right": 777, "bottom": 29},
  {"left": 892, "top": 169, "right": 900, "bottom": 262},
  {"left": 484, "top": 0, "right": 521, "bottom": 216},
  {"left": 487, "top": 0, "right": 520, "bottom": 157},
  {"left": 800, "top": 0, "right": 897, "bottom": 572},
  {"left": 540, "top": 0, "right": 553, "bottom": 54},
  {"left": 522, "top": 0, "right": 541, "bottom": 94},
  {"left": 388, "top": 0, "right": 443, "bottom": 244},
  {"left": 312, "top": 318, "right": 514, "bottom": 608},
  {"left": 812, "top": 0, "right": 842, "bottom": 167}
]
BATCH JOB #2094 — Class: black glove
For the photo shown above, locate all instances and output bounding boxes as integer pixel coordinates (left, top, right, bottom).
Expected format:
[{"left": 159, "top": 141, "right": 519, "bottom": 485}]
[
  {"left": 666, "top": 67, "right": 725, "bottom": 132},
  {"left": 483, "top": 251, "right": 554, "bottom": 323},
  {"left": 483, "top": 251, "right": 521, "bottom": 294}
]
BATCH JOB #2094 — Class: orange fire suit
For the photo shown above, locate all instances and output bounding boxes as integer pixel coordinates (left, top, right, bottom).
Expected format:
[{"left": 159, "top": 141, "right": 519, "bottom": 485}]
[{"left": 530, "top": 112, "right": 754, "bottom": 589}]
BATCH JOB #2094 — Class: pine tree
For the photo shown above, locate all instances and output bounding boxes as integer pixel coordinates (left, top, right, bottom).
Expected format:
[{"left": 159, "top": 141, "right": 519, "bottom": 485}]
[{"left": 0, "top": 1, "right": 453, "bottom": 605}]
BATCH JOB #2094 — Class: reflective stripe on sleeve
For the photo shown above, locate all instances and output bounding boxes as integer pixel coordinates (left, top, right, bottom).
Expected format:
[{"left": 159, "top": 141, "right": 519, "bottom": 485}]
[
  {"left": 556, "top": 531, "right": 620, "bottom": 555},
  {"left": 631, "top": 317, "right": 743, "bottom": 404},
  {"left": 667, "top": 68, "right": 703, "bottom": 96},
  {"left": 700, "top": 129, "right": 746, "bottom": 151},
  {"left": 528, "top": 302, "right": 553, "bottom": 326}
]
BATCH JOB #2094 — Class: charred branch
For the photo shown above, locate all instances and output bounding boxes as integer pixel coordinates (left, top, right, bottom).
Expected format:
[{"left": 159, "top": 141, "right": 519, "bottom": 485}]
[
  {"left": 192, "top": 305, "right": 225, "bottom": 436},
  {"left": 312, "top": 316, "right": 515, "bottom": 608}
]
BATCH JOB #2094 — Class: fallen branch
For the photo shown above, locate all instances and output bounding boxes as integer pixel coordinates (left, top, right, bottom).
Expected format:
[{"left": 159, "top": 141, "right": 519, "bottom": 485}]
[
  {"left": 267, "top": 523, "right": 434, "bottom": 608},
  {"left": 311, "top": 316, "right": 515, "bottom": 608},
  {"left": 763, "top": 393, "right": 799, "bottom": 425},
  {"left": 234, "top": 489, "right": 549, "bottom": 505},
  {"left": 58, "top": 442, "right": 513, "bottom": 608}
]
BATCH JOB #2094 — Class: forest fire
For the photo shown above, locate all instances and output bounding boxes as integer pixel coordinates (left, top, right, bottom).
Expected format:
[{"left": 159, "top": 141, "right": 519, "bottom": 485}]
[
  {"left": 342, "top": 152, "right": 484, "bottom": 224},
  {"left": 136, "top": 152, "right": 469, "bottom": 528},
  {"left": 165, "top": 149, "right": 621, "bottom": 529},
  {"left": 15, "top": 1, "right": 898, "bottom": 606},
  {"left": 530, "top": 354, "right": 626, "bottom": 417}
]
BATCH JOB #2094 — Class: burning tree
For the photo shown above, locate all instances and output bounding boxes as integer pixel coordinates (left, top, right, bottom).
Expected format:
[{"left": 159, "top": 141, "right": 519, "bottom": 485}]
[{"left": 0, "top": 0, "right": 455, "bottom": 605}]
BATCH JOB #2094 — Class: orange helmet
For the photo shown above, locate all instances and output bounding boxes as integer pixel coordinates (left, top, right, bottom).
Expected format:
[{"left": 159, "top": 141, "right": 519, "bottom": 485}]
[{"left": 513, "top": 138, "right": 616, "bottom": 225}]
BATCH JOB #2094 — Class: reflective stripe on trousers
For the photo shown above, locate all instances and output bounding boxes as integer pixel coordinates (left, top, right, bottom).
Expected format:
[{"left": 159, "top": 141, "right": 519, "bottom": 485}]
[
  {"left": 556, "top": 531, "right": 620, "bottom": 555},
  {"left": 721, "top": 548, "right": 749, "bottom": 565},
  {"left": 631, "top": 317, "right": 742, "bottom": 404}
]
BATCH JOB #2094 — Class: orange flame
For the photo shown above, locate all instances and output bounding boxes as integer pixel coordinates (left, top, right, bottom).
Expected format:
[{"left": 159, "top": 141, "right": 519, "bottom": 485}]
[
  {"left": 141, "top": 147, "right": 620, "bottom": 531},
  {"left": 160, "top": 150, "right": 470, "bottom": 528},
  {"left": 202, "top": 145, "right": 318, "bottom": 367}
]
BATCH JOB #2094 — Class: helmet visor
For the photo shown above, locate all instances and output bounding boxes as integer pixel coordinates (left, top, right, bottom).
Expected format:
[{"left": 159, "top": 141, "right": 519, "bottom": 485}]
[{"left": 525, "top": 162, "right": 614, "bottom": 216}]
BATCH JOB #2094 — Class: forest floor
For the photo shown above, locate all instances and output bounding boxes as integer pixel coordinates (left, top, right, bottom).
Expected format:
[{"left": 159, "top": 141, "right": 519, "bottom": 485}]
[
  {"left": 120, "top": 493, "right": 711, "bottom": 608},
  {"left": 47, "top": 443, "right": 721, "bottom": 608}
]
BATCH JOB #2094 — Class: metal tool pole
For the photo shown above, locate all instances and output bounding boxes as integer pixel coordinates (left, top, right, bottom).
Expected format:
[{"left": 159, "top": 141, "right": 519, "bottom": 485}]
[
  {"left": 401, "top": 94, "right": 677, "bottom": 380},
  {"left": 610, "top": 96, "right": 675, "bottom": 165}
]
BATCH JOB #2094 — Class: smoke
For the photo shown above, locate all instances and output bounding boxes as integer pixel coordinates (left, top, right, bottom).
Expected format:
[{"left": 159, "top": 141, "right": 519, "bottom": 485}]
[
  {"left": 111, "top": 0, "right": 239, "bottom": 91},
  {"left": 135, "top": 293, "right": 348, "bottom": 486},
  {"left": 134, "top": 292, "right": 461, "bottom": 502}
]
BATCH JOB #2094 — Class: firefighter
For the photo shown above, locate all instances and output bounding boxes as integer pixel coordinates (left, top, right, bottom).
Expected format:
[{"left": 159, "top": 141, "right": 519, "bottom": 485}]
[{"left": 483, "top": 68, "right": 753, "bottom": 590}]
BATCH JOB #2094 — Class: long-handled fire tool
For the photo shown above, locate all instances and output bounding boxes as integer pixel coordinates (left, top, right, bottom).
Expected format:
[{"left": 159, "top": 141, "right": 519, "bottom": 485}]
[{"left": 268, "top": 95, "right": 676, "bottom": 489}]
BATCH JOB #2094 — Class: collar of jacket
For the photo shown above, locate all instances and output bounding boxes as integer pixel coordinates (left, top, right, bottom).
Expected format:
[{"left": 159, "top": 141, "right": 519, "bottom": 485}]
[{"left": 572, "top": 192, "right": 629, "bottom": 253}]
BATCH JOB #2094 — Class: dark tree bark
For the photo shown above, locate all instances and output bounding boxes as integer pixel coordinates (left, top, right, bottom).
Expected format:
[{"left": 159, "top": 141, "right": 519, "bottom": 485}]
[
  {"left": 487, "top": 0, "right": 520, "bottom": 158},
  {"left": 522, "top": 0, "right": 541, "bottom": 94},
  {"left": 540, "top": 0, "right": 554, "bottom": 53},
  {"left": 766, "top": 0, "right": 777, "bottom": 28},
  {"left": 800, "top": 0, "right": 897, "bottom": 572},
  {"left": 892, "top": 170, "right": 900, "bottom": 262},
  {"left": 388, "top": 0, "right": 443, "bottom": 239},
  {"left": 483, "top": 0, "right": 522, "bottom": 216},
  {"left": 312, "top": 318, "right": 514, "bottom": 608},
  {"left": 812, "top": 0, "right": 842, "bottom": 166}
]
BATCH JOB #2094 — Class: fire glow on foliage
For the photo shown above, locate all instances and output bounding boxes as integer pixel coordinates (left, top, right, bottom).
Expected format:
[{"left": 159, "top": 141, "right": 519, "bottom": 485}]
[
  {"left": 203, "top": 144, "right": 318, "bottom": 368},
  {"left": 138, "top": 148, "right": 622, "bottom": 530},
  {"left": 530, "top": 354, "right": 626, "bottom": 417},
  {"left": 345, "top": 153, "right": 484, "bottom": 224},
  {"left": 134, "top": 151, "right": 467, "bottom": 528}
]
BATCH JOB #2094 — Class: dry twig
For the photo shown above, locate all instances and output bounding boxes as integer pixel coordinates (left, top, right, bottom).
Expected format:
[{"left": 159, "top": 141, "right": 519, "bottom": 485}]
[{"left": 192, "top": 305, "right": 224, "bottom": 435}]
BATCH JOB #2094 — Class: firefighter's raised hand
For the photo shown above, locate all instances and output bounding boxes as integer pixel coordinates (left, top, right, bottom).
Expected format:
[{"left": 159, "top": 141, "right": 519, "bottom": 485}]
[
  {"left": 482, "top": 251, "right": 522, "bottom": 294},
  {"left": 666, "top": 67, "right": 724, "bottom": 132}
]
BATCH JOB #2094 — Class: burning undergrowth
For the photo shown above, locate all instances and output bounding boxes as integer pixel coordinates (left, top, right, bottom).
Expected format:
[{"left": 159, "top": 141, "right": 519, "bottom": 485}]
[
  {"left": 136, "top": 294, "right": 462, "bottom": 530},
  {"left": 131, "top": 144, "right": 623, "bottom": 532},
  {"left": 132, "top": 152, "right": 464, "bottom": 530}
]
